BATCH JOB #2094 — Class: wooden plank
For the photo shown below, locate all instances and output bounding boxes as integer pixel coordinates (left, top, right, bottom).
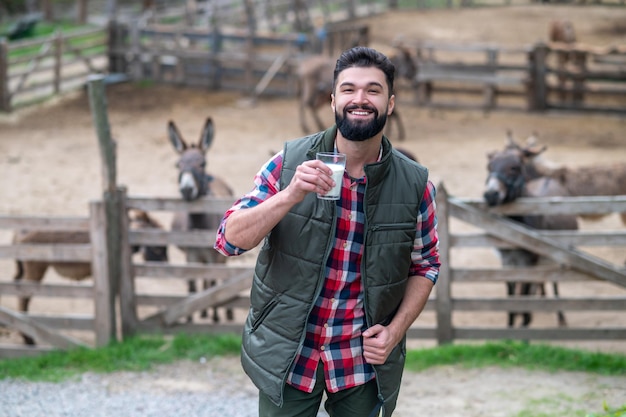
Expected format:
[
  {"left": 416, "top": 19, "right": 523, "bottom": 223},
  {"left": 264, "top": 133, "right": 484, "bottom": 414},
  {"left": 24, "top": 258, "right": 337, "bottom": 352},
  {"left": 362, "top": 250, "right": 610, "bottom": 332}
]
[
  {"left": 434, "top": 184, "right": 453, "bottom": 344},
  {"left": 120, "top": 197, "right": 140, "bottom": 337},
  {"left": 129, "top": 229, "right": 217, "bottom": 247},
  {"left": 452, "top": 267, "right": 594, "bottom": 283},
  {"left": 414, "top": 41, "right": 531, "bottom": 55},
  {"left": 454, "top": 327, "right": 626, "bottom": 341},
  {"left": 254, "top": 51, "right": 290, "bottom": 97},
  {"left": 0, "top": 216, "right": 89, "bottom": 230},
  {"left": 134, "top": 321, "right": 244, "bottom": 335},
  {"left": 144, "top": 270, "right": 253, "bottom": 326},
  {"left": 452, "top": 231, "right": 626, "bottom": 247},
  {"left": 133, "top": 263, "right": 254, "bottom": 280},
  {"left": 89, "top": 200, "right": 114, "bottom": 348},
  {"left": 0, "top": 306, "right": 88, "bottom": 350},
  {"left": 135, "top": 294, "right": 250, "bottom": 308},
  {"left": 20, "top": 314, "right": 94, "bottom": 330},
  {"left": 417, "top": 72, "right": 522, "bottom": 86},
  {"left": 0, "top": 39, "right": 10, "bottom": 111},
  {"left": 0, "top": 244, "right": 92, "bottom": 261},
  {"left": 0, "top": 344, "right": 55, "bottom": 359},
  {"left": 449, "top": 197, "right": 626, "bottom": 287},
  {"left": 405, "top": 327, "right": 437, "bottom": 339},
  {"left": 453, "top": 297, "right": 626, "bottom": 311},
  {"left": 126, "top": 196, "right": 235, "bottom": 214},
  {"left": 0, "top": 280, "right": 93, "bottom": 298},
  {"left": 461, "top": 196, "right": 626, "bottom": 216}
]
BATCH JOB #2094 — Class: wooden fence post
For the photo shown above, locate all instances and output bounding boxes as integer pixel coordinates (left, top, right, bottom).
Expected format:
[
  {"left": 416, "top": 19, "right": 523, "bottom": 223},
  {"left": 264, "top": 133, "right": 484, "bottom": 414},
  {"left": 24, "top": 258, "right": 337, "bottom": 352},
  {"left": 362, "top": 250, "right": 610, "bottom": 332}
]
[
  {"left": 87, "top": 74, "right": 125, "bottom": 344},
  {"left": 90, "top": 200, "right": 115, "bottom": 347},
  {"left": 571, "top": 49, "right": 587, "bottom": 106},
  {"left": 435, "top": 182, "right": 453, "bottom": 345},
  {"left": 0, "top": 38, "right": 10, "bottom": 112},
  {"left": 527, "top": 42, "right": 548, "bottom": 111},
  {"left": 77, "top": 0, "right": 88, "bottom": 24},
  {"left": 107, "top": 20, "right": 128, "bottom": 74},
  {"left": 118, "top": 188, "right": 139, "bottom": 338},
  {"left": 53, "top": 30, "right": 63, "bottom": 94},
  {"left": 210, "top": 25, "right": 222, "bottom": 89}
]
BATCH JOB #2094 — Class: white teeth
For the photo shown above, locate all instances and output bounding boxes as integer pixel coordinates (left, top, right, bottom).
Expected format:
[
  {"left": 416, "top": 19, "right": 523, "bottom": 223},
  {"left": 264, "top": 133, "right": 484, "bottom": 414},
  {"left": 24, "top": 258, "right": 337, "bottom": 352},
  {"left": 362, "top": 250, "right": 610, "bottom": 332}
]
[{"left": 352, "top": 111, "right": 369, "bottom": 115}]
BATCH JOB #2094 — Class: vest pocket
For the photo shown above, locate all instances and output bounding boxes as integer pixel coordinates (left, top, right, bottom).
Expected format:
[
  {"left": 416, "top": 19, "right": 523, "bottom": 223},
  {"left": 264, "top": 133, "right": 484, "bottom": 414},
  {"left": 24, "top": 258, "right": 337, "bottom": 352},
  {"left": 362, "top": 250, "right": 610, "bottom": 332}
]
[
  {"left": 250, "top": 294, "right": 280, "bottom": 333},
  {"left": 369, "top": 222, "right": 415, "bottom": 232}
]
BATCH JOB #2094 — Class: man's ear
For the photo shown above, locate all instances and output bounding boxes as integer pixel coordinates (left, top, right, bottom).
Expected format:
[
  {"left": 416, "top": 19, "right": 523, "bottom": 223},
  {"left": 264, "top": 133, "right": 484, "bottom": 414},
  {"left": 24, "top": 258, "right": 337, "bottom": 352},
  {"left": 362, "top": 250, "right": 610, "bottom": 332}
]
[{"left": 387, "top": 94, "right": 396, "bottom": 116}]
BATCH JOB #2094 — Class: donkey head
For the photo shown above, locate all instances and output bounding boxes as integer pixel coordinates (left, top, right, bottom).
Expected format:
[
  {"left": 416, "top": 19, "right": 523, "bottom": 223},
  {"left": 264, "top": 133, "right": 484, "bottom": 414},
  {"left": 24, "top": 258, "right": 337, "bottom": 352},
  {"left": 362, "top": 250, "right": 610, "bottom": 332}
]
[
  {"left": 168, "top": 118, "right": 215, "bottom": 202},
  {"left": 484, "top": 147, "right": 527, "bottom": 206},
  {"left": 483, "top": 131, "right": 550, "bottom": 207}
]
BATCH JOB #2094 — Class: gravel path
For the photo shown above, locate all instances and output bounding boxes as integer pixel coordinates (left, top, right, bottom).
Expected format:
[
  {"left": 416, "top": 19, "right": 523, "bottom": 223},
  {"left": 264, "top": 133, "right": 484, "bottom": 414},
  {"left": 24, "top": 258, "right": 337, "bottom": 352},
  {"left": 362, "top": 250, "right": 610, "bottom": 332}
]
[{"left": 2, "top": 356, "right": 625, "bottom": 417}]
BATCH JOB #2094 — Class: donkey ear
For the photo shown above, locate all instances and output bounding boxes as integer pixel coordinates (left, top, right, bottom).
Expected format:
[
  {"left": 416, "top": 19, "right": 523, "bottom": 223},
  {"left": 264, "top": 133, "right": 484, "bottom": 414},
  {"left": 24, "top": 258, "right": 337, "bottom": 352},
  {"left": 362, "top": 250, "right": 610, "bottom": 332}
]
[
  {"left": 168, "top": 121, "right": 187, "bottom": 153},
  {"left": 199, "top": 118, "right": 215, "bottom": 151}
]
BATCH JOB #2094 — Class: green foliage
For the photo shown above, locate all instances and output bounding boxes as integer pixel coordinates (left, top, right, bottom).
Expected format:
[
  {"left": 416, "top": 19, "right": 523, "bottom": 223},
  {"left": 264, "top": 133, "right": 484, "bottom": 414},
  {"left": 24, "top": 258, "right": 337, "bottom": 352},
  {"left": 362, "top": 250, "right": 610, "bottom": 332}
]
[{"left": 404, "top": 340, "right": 626, "bottom": 376}]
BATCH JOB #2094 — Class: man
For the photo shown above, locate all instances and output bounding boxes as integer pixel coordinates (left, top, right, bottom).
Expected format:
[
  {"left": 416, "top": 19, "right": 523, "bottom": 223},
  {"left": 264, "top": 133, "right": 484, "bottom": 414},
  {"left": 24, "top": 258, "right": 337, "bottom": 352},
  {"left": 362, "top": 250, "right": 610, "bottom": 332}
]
[{"left": 215, "top": 46, "right": 440, "bottom": 417}]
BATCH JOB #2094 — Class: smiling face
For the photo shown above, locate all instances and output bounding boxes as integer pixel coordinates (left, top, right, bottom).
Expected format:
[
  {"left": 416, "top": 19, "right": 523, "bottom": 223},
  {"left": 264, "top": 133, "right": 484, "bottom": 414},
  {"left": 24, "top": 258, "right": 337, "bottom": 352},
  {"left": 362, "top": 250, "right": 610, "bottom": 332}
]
[{"left": 331, "top": 66, "right": 395, "bottom": 142}]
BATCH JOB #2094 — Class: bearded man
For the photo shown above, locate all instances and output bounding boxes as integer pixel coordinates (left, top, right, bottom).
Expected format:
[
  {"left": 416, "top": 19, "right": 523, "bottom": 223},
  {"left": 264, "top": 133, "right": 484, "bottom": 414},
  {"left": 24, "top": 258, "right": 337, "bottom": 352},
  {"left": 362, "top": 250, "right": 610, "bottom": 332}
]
[{"left": 215, "top": 46, "right": 440, "bottom": 417}]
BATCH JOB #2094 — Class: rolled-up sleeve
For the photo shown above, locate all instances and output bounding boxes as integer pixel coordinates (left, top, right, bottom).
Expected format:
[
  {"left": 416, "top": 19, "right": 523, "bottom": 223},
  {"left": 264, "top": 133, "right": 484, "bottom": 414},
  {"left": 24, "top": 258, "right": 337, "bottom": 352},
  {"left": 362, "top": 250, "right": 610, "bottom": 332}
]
[
  {"left": 214, "top": 152, "right": 283, "bottom": 257},
  {"left": 409, "top": 180, "right": 440, "bottom": 284}
]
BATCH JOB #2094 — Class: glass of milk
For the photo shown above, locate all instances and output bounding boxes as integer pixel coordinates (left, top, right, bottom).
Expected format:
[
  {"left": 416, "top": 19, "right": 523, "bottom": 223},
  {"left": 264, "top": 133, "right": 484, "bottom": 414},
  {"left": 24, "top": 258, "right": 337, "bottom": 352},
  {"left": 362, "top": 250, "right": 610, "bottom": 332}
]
[{"left": 316, "top": 152, "right": 346, "bottom": 200}]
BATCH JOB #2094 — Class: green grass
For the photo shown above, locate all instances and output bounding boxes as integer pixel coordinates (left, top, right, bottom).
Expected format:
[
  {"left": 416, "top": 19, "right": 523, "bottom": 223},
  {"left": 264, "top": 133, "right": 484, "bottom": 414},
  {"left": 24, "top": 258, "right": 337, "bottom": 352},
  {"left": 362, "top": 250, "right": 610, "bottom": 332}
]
[
  {"left": 586, "top": 403, "right": 626, "bottom": 417},
  {"left": 1, "top": 337, "right": 624, "bottom": 382},
  {"left": 404, "top": 340, "right": 626, "bottom": 376},
  {"left": 0, "top": 337, "right": 624, "bottom": 416},
  {"left": 0, "top": 333, "right": 241, "bottom": 382}
]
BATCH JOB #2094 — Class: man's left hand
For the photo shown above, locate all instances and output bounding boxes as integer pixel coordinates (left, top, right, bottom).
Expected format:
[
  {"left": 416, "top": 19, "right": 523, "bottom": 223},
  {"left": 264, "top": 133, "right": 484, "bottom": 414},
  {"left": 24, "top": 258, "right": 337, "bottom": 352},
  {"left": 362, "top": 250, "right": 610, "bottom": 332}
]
[{"left": 362, "top": 324, "right": 398, "bottom": 365}]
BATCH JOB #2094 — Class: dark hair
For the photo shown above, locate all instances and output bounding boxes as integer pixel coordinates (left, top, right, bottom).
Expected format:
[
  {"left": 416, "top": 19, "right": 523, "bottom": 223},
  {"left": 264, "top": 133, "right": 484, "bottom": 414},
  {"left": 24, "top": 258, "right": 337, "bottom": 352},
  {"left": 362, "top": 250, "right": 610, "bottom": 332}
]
[{"left": 333, "top": 46, "right": 396, "bottom": 97}]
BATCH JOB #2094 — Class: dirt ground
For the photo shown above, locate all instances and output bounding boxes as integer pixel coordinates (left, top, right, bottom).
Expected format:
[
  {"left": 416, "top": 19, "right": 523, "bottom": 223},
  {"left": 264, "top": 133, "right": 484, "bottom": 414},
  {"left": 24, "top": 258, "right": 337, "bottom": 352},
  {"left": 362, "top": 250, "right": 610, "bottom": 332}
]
[{"left": 0, "top": 5, "right": 625, "bottom": 415}]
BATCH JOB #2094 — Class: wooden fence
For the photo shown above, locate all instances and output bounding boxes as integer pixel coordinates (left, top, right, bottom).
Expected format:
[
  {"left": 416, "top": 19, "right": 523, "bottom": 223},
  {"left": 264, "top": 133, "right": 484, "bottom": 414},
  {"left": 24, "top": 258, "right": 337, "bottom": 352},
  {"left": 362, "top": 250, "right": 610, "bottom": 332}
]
[
  {"left": 2, "top": 5, "right": 625, "bottom": 113},
  {"left": 0, "top": 204, "right": 114, "bottom": 358},
  {"left": 107, "top": 19, "right": 370, "bottom": 98},
  {"left": 1, "top": 188, "right": 625, "bottom": 357},
  {"left": 107, "top": 22, "right": 626, "bottom": 113},
  {"left": 409, "top": 40, "right": 626, "bottom": 113},
  {"left": 432, "top": 186, "right": 626, "bottom": 344},
  {"left": 0, "top": 26, "right": 108, "bottom": 111}
]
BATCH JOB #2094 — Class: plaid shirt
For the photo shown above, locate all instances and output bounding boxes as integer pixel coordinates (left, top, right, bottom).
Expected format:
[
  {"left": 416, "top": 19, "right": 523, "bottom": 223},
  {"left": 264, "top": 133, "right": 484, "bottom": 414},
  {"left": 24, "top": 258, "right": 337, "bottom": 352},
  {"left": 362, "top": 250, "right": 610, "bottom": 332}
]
[{"left": 215, "top": 150, "right": 439, "bottom": 394}]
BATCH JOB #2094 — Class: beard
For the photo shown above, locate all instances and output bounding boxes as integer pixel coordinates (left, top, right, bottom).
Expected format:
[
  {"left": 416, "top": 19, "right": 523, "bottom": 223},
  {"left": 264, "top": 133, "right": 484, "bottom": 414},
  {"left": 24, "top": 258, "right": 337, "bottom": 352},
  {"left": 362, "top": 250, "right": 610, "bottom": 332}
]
[{"left": 335, "top": 104, "right": 388, "bottom": 142}]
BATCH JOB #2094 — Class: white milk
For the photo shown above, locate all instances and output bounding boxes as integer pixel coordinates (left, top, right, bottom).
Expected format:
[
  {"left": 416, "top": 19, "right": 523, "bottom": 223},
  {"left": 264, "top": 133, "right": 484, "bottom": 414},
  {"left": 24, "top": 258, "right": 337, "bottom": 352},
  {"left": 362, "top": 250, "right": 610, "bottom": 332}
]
[{"left": 321, "top": 162, "right": 344, "bottom": 200}]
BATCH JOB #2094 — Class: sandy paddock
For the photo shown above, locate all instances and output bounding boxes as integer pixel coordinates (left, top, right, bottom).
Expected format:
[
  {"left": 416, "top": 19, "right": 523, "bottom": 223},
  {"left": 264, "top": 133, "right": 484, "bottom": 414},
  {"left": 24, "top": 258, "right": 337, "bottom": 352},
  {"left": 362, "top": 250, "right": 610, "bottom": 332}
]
[{"left": 0, "top": 5, "right": 625, "bottom": 415}]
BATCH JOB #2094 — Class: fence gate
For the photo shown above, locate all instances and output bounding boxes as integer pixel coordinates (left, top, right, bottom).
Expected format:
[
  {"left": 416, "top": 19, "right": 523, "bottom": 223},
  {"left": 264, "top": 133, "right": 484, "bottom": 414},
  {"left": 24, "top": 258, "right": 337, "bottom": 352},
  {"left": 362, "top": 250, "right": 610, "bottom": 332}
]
[
  {"left": 118, "top": 196, "right": 254, "bottom": 339},
  {"left": 434, "top": 184, "right": 626, "bottom": 344},
  {"left": 0, "top": 203, "right": 115, "bottom": 358}
]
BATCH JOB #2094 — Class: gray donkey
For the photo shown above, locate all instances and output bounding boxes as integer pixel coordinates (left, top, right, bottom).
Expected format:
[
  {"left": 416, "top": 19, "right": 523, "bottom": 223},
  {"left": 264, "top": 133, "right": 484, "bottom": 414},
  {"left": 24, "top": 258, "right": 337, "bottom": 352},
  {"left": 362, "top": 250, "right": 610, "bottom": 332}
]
[
  {"left": 168, "top": 118, "right": 234, "bottom": 322},
  {"left": 483, "top": 134, "right": 578, "bottom": 328}
]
